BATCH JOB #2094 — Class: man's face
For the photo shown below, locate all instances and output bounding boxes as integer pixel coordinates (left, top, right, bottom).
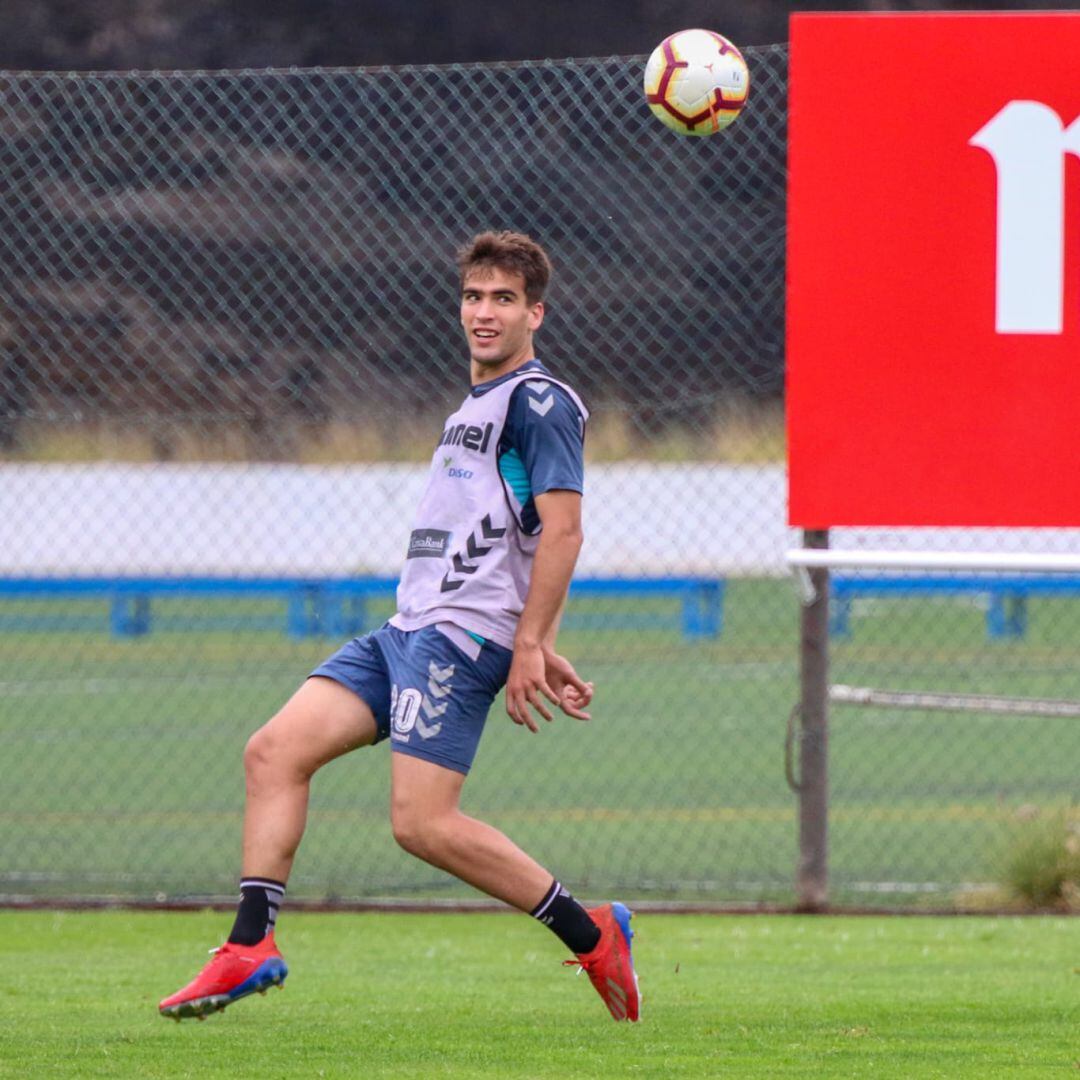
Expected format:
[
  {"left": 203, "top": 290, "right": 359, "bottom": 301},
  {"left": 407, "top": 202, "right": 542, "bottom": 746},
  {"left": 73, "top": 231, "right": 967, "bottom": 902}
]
[{"left": 460, "top": 267, "right": 544, "bottom": 373}]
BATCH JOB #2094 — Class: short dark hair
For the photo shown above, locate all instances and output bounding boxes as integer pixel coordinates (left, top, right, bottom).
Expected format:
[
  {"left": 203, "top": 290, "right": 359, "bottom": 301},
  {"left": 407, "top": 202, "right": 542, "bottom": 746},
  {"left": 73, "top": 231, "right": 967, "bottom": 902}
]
[{"left": 457, "top": 231, "right": 552, "bottom": 305}]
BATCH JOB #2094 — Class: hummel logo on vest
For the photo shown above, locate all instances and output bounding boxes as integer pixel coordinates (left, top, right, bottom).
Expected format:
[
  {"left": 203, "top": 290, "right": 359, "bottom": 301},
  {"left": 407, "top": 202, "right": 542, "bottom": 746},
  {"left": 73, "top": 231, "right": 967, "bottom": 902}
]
[{"left": 437, "top": 421, "right": 494, "bottom": 452}]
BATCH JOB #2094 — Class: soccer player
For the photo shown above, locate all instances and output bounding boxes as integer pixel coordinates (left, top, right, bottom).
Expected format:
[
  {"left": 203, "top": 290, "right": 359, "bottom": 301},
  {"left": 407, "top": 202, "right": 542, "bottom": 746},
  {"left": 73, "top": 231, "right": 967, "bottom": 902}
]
[{"left": 159, "top": 231, "right": 640, "bottom": 1023}]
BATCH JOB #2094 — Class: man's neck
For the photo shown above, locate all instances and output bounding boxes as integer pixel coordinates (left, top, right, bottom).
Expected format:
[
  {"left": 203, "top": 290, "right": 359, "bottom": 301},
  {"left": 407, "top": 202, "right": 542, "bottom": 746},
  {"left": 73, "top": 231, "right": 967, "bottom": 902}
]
[{"left": 470, "top": 352, "right": 537, "bottom": 387}]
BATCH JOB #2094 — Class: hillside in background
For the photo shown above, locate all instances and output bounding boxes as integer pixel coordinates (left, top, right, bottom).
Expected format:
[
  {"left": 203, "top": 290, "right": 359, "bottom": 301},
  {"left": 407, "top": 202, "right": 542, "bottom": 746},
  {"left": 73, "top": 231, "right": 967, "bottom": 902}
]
[{"left": 0, "top": 0, "right": 1055, "bottom": 72}]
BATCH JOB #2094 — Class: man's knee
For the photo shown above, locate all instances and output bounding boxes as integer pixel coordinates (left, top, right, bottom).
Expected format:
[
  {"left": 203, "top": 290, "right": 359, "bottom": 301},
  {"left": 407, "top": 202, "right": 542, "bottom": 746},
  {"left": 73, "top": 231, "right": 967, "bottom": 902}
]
[
  {"left": 243, "top": 724, "right": 275, "bottom": 780},
  {"left": 391, "top": 797, "right": 455, "bottom": 862},
  {"left": 243, "top": 717, "right": 307, "bottom": 785}
]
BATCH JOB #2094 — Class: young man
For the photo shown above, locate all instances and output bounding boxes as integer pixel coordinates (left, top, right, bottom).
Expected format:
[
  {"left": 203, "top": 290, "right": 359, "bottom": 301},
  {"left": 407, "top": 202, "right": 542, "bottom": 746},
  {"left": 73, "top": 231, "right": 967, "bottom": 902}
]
[{"left": 159, "top": 231, "right": 640, "bottom": 1023}]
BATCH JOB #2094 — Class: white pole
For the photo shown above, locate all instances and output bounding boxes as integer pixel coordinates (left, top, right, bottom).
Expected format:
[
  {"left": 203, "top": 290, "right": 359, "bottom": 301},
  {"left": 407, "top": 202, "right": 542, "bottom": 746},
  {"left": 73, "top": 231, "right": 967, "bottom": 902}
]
[
  {"left": 830, "top": 684, "right": 1080, "bottom": 717},
  {"left": 786, "top": 549, "right": 1080, "bottom": 574}
]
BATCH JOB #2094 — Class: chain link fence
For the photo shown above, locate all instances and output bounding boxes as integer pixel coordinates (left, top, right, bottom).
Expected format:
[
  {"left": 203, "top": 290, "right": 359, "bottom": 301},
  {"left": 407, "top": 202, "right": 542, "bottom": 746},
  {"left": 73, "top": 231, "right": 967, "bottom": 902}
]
[
  {"left": 798, "top": 538, "right": 1080, "bottom": 910},
  {"left": 1, "top": 47, "right": 1074, "bottom": 909}
]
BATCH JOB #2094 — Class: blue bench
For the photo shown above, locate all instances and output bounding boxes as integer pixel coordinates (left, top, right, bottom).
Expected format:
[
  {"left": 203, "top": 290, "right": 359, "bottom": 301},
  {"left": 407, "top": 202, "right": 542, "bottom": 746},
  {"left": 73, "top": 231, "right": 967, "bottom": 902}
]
[
  {"left": 830, "top": 574, "right": 1080, "bottom": 639},
  {"left": 0, "top": 575, "right": 725, "bottom": 641},
  {"left": 569, "top": 576, "right": 724, "bottom": 638}
]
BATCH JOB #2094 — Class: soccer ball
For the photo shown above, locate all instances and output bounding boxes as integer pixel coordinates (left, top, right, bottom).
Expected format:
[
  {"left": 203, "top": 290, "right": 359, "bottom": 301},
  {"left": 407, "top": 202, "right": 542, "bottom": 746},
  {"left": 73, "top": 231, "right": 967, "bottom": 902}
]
[{"left": 643, "top": 29, "right": 750, "bottom": 136}]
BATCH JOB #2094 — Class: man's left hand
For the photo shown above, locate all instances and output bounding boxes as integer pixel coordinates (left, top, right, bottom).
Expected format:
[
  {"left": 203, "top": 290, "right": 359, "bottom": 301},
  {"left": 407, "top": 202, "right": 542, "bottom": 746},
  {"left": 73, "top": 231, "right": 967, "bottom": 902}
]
[
  {"left": 543, "top": 649, "right": 593, "bottom": 720},
  {"left": 505, "top": 643, "right": 559, "bottom": 732}
]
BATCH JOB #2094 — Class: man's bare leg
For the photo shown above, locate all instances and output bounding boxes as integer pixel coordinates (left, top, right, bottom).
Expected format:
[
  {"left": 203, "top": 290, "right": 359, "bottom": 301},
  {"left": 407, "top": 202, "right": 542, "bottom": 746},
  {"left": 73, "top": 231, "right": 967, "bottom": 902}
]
[
  {"left": 386, "top": 751, "right": 645, "bottom": 1022},
  {"left": 159, "top": 676, "right": 378, "bottom": 1020},
  {"left": 242, "top": 675, "right": 379, "bottom": 882},
  {"left": 387, "top": 752, "right": 641, "bottom": 1022},
  {"left": 389, "top": 752, "right": 559, "bottom": 911}
]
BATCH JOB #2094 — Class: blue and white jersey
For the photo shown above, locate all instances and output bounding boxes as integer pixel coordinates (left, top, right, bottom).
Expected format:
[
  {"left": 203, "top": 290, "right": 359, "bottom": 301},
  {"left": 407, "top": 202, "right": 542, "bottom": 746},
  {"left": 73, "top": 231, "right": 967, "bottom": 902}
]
[{"left": 390, "top": 360, "right": 588, "bottom": 650}]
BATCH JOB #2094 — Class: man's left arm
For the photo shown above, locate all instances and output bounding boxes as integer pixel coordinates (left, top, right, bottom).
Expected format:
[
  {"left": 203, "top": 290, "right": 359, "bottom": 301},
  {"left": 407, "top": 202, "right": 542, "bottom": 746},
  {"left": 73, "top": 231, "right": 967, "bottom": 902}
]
[{"left": 505, "top": 489, "right": 592, "bottom": 730}]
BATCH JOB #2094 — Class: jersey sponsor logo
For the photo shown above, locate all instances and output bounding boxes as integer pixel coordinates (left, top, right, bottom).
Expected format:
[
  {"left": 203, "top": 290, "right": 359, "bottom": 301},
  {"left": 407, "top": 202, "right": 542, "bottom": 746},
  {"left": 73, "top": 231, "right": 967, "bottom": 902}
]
[
  {"left": 437, "top": 420, "right": 494, "bottom": 453},
  {"left": 443, "top": 457, "right": 474, "bottom": 480},
  {"left": 407, "top": 529, "right": 450, "bottom": 559}
]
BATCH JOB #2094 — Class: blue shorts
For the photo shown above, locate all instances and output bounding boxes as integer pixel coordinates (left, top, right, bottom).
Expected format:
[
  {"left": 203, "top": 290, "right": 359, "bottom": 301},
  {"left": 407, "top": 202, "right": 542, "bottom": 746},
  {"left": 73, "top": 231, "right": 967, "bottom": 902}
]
[{"left": 310, "top": 623, "right": 513, "bottom": 775}]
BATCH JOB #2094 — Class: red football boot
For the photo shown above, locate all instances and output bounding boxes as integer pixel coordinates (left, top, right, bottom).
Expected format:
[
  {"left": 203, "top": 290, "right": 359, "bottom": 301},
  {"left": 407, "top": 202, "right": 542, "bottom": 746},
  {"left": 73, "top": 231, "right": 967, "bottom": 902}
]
[
  {"left": 159, "top": 934, "right": 288, "bottom": 1021},
  {"left": 565, "top": 902, "right": 640, "bottom": 1021}
]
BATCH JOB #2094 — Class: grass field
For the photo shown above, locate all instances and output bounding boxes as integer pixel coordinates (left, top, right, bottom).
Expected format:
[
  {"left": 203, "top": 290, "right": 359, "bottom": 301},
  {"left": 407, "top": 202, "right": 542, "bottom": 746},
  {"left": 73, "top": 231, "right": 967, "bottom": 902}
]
[
  {"left": 0, "top": 910, "right": 1076, "bottom": 1078},
  {"left": 1, "top": 580, "right": 1078, "bottom": 907}
]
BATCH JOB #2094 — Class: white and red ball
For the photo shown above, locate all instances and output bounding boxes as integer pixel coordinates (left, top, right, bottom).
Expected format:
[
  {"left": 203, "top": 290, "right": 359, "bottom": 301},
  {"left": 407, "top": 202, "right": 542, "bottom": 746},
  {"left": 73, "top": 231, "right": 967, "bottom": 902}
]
[{"left": 643, "top": 29, "right": 750, "bottom": 136}]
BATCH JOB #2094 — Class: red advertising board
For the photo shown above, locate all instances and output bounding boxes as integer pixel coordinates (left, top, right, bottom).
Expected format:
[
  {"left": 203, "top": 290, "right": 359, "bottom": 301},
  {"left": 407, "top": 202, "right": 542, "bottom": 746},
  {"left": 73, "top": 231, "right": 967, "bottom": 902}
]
[{"left": 787, "top": 12, "right": 1080, "bottom": 526}]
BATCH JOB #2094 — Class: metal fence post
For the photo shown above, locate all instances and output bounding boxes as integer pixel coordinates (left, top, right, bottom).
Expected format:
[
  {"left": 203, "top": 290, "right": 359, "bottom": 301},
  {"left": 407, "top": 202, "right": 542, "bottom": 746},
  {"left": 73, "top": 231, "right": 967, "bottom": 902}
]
[{"left": 796, "top": 528, "right": 830, "bottom": 910}]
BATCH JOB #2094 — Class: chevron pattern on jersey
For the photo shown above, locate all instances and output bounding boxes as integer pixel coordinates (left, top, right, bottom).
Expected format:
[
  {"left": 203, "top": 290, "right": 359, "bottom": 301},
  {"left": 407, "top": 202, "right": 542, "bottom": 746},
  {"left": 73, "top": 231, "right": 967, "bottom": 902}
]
[
  {"left": 525, "top": 380, "right": 555, "bottom": 417},
  {"left": 416, "top": 659, "right": 455, "bottom": 740},
  {"left": 440, "top": 514, "right": 507, "bottom": 593}
]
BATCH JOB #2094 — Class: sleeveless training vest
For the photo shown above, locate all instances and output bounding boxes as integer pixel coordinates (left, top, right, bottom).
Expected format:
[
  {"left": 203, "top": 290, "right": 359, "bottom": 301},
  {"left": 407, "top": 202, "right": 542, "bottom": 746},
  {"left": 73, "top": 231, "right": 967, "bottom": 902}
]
[{"left": 389, "top": 367, "right": 588, "bottom": 650}]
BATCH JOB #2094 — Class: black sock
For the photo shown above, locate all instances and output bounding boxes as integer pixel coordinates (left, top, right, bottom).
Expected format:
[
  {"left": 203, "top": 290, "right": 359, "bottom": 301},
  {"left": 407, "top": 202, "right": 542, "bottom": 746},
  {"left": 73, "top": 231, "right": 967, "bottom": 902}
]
[
  {"left": 228, "top": 877, "right": 286, "bottom": 945},
  {"left": 530, "top": 879, "right": 601, "bottom": 955}
]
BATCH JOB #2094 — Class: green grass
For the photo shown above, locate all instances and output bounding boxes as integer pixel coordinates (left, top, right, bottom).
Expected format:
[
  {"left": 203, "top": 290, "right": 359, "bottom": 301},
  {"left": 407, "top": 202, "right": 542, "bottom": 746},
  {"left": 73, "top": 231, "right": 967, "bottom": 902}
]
[
  {"left": 1, "top": 580, "right": 1079, "bottom": 906},
  {"left": 0, "top": 911, "right": 1076, "bottom": 1078}
]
